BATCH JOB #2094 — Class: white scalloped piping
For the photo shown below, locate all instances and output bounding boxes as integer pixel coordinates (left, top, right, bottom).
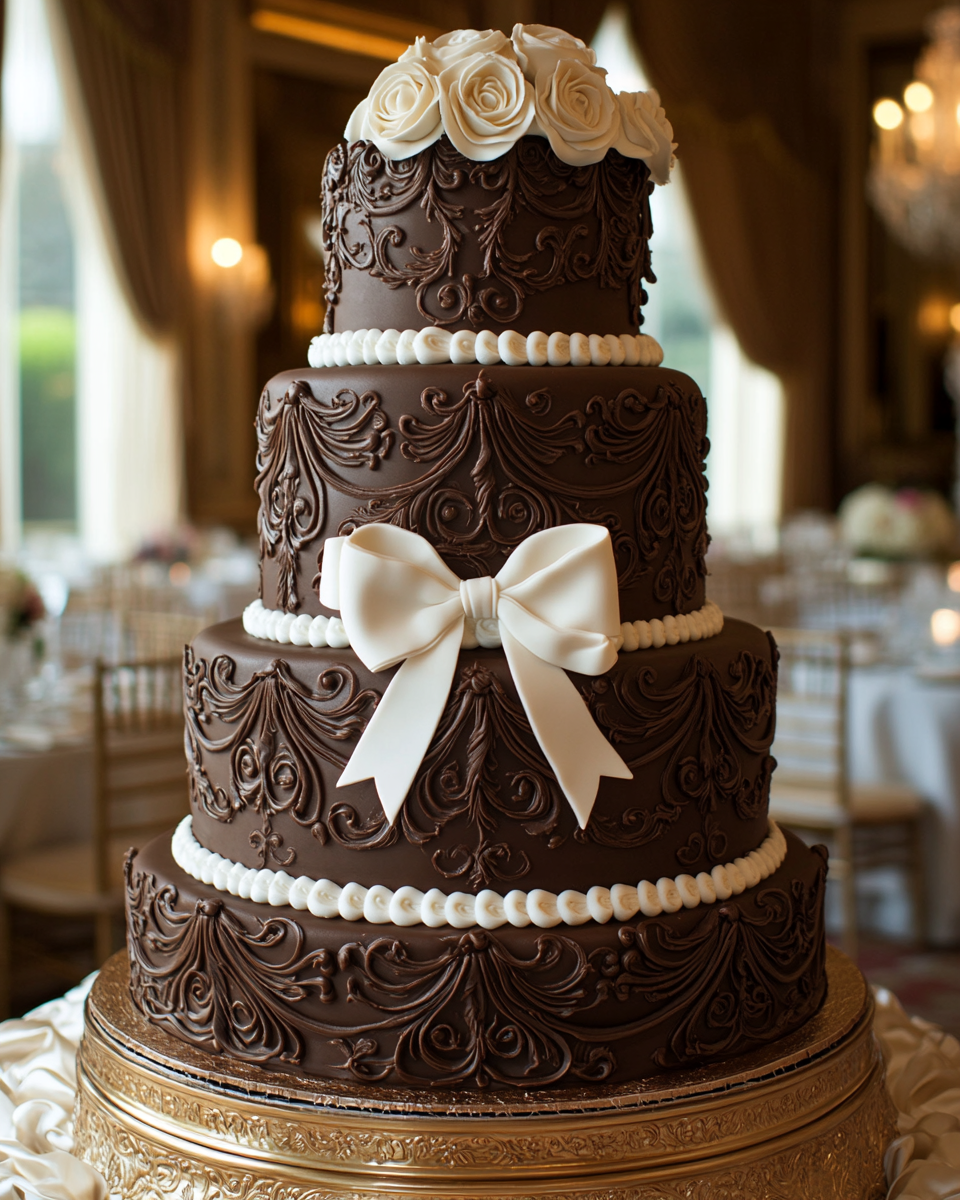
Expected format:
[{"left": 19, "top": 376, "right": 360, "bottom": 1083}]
[
  {"left": 171, "top": 815, "right": 786, "bottom": 930},
  {"left": 242, "top": 597, "right": 724, "bottom": 651},
  {"left": 307, "top": 328, "right": 664, "bottom": 369}
]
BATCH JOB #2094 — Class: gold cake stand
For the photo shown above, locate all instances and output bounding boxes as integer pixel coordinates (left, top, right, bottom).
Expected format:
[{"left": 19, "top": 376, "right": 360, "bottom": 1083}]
[{"left": 74, "top": 947, "right": 896, "bottom": 1199}]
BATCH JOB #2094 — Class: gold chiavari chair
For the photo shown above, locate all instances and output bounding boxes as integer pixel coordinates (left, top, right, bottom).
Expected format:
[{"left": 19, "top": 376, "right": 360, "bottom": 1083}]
[
  {"left": 768, "top": 628, "right": 926, "bottom": 960},
  {"left": 0, "top": 657, "right": 186, "bottom": 1016}
]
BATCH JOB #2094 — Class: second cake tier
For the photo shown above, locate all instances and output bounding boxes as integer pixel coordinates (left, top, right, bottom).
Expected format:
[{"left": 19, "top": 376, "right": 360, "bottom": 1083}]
[{"left": 256, "top": 363, "right": 709, "bottom": 621}]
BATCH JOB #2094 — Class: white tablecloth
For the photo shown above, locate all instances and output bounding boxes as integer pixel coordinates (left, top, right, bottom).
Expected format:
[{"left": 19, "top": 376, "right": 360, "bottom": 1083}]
[
  {"left": 0, "top": 744, "right": 93, "bottom": 861},
  {"left": 0, "top": 976, "right": 953, "bottom": 1199},
  {"left": 848, "top": 667, "right": 960, "bottom": 944}
]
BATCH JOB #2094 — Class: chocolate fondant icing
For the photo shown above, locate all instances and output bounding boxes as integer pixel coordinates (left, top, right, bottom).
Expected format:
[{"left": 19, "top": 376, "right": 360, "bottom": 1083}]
[{"left": 322, "top": 137, "right": 654, "bottom": 337}]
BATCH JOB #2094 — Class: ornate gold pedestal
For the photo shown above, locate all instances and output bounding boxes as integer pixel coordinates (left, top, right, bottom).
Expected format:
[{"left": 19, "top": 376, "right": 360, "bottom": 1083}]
[{"left": 74, "top": 947, "right": 895, "bottom": 1199}]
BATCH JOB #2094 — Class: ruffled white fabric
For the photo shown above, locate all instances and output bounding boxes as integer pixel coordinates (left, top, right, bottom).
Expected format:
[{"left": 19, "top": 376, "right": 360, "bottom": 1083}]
[
  {"left": 0, "top": 975, "right": 106, "bottom": 1199},
  {"left": 0, "top": 973, "right": 955, "bottom": 1197},
  {"left": 875, "top": 987, "right": 960, "bottom": 1199}
]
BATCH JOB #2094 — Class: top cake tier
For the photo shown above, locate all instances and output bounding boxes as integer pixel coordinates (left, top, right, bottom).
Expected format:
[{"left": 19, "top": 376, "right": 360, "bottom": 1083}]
[
  {"left": 322, "top": 137, "right": 654, "bottom": 337},
  {"left": 321, "top": 24, "right": 675, "bottom": 337}
]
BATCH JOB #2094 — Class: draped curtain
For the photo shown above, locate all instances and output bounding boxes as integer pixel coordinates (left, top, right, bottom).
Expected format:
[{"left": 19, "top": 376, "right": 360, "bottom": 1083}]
[
  {"left": 54, "top": 0, "right": 187, "bottom": 335},
  {"left": 630, "top": 0, "right": 837, "bottom": 513},
  {"left": 48, "top": 0, "right": 187, "bottom": 558}
]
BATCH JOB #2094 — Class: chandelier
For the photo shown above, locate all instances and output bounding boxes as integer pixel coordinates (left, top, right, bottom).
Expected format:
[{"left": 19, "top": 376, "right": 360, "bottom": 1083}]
[{"left": 868, "top": 6, "right": 960, "bottom": 260}]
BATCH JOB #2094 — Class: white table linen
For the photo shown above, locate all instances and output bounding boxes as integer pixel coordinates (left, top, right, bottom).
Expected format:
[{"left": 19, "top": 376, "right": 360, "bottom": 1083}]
[
  {"left": 0, "top": 975, "right": 953, "bottom": 1199},
  {"left": 0, "top": 745, "right": 93, "bottom": 861},
  {"left": 848, "top": 667, "right": 960, "bottom": 944}
]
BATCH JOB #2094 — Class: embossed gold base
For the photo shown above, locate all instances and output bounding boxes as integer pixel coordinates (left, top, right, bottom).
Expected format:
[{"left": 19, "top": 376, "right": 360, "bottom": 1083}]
[{"left": 74, "top": 947, "right": 896, "bottom": 1199}]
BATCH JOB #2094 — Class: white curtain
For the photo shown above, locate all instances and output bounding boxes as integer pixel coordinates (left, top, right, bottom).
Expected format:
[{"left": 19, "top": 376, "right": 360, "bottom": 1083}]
[
  {"left": 63, "top": 139, "right": 183, "bottom": 563},
  {"left": 49, "top": 0, "right": 183, "bottom": 563},
  {"left": 705, "top": 327, "right": 784, "bottom": 551}
]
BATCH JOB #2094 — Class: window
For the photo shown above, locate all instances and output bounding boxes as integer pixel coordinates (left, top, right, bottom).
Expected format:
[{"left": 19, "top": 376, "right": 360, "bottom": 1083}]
[
  {"left": 1, "top": 0, "right": 181, "bottom": 566},
  {"left": 593, "top": 6, "right": 785, "bottom": 551}
]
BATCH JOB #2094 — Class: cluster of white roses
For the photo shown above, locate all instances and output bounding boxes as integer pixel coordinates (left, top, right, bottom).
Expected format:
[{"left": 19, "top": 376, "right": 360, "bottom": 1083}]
[{"left": 345, "top": 24, "right": 676, "bottom": 183}]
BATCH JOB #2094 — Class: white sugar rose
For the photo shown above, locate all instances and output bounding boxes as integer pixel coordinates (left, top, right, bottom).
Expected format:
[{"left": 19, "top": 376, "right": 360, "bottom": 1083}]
[
  {"left": 438, "top": 52, "right": 534, "bottom": 161},
  {"left": 615, "top": 88, "right": 677, "bottom": 184},
  {"left": 511, "top": 23, "right": 596, "bottom": 79},
  {"left": 534, "top": 59, "right": 620, "bottom": 166},
  {"left": 402, "top": 28, "right": 517, "bottom": 69},
  {"left": 344, "top": 59, "right": 442, "bottom": 158}
]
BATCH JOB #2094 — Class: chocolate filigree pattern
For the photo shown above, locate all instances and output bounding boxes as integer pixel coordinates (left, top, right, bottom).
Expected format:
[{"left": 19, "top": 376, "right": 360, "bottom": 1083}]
[
  {"left": 590, "top": 850, "right": 827, "bottom": 1069},
  {"left": 125, "top": 853, "right": 337, "bottom": 1065},
  {"left": 322, "top": 137, "right": 654, "bottom": 330},
  {"left": 583, "top": 384, "right": 709, "bottom": 606},
  {"left": 326, "top": 663, "right": 565, "bottom": 887},
  {"left": 125, "top": 847, "right": 826, "bottom": 1088},
  {"left": 303, "top": 372, "right": 707, "bottom": 605},
  {"left": 183, "top": 648, "right": 379, "bottom": 867},
  {"left": 583, "top": 650, "right": 777, "bottom": 862},
  {"left": 256, "top": 380, "right": 393, "bottom": 611}
]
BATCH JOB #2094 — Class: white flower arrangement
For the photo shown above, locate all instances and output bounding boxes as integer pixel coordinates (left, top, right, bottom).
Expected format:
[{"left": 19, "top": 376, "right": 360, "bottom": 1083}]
[
  {"left": 344, "top": 24, "right": 676, "bottom": 179},
  {"left": 838, "top": 484, "right": 958, "bottom": 559}
]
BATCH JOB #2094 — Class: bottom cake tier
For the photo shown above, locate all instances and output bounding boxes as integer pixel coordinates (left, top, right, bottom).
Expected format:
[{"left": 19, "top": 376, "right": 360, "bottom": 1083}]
[{"left": 124, "top": 828, "right": 827, "bottom": 1089}]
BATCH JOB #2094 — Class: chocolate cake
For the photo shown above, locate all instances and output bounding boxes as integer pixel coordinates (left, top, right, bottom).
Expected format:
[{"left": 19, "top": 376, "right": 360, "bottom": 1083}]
[{"left": 124, "top": 25, "right": 826, "bottom": 1091}]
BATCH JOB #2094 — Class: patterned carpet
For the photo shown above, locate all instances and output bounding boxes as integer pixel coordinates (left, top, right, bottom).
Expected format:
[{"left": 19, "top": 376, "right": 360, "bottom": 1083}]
[{"left": 855, "top": 938, "right": 960, "bottom": 1038}]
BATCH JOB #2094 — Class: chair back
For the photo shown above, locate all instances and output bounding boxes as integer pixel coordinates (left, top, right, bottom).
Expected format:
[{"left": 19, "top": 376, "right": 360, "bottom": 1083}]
[
  {"left": 123, "top": 610, "right": 211, "bottom": 661},
  {"left": 92, "top": 657, "right": 186, "bottom": 895},
  {"left": 769, "top": 627, "right": 850, "bottom": 807}
]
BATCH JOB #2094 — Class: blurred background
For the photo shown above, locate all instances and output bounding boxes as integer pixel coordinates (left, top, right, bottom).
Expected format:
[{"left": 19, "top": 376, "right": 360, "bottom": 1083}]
[{"left": 1, "top": 0, "right": 959, "bottom": 1027}]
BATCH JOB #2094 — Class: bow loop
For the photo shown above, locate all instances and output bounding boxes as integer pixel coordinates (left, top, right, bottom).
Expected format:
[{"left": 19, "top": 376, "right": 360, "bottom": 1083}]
[{"left": 320, "top": 524, "right": 632, "bottom": 828}]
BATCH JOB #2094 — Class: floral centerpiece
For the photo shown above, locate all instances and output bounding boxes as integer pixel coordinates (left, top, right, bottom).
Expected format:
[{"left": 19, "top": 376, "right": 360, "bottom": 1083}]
[
  {"left": 0, "top": 567, "right": 45, "bottom": 642},
  {"left": 838, "top": 484, "right": 958, "bottom": 559}
]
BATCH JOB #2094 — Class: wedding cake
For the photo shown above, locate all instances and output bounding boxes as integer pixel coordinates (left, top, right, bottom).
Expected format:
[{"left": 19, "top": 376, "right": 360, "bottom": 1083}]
[{"left": 123, "top": 24, "right": 826, "bottom": 1090}]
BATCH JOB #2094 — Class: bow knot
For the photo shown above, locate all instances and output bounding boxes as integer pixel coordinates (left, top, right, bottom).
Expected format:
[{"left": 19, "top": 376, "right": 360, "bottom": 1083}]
[
  {"left": 319, "top": 524, "right": 632, "bottom": 828},
  {"left": 460, "top": 576, "right": 499, "bottom": 621}
]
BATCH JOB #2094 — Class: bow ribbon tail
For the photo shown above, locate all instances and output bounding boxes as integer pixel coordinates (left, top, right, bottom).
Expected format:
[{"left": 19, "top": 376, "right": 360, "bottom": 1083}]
[
  {"left": 336, "top": 622, "right": 463, "bottom": 825},
  {"left": 500, "top": 627, "right": 633, "bottom": 829}
]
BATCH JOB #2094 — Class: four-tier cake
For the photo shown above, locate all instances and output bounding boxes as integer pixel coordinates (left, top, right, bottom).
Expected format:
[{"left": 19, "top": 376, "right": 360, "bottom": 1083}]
[{"left": 123, "top": 23, "right": 827, "bottom": 1091}]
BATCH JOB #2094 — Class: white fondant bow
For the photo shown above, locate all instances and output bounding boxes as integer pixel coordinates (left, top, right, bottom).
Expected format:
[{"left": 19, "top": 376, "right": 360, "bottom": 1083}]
[{"left": 319, "top": 524, "right": 632, "bottom": 829}]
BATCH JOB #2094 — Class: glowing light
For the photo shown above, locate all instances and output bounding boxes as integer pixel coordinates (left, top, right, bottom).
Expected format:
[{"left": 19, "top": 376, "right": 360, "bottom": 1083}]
[
  {"left": 904, "top": 81, "right": 934, "bottom": 112},
  {"left": 948, "top": 562, "right": 960, "bottom": 592},
  {"left": 918, "top": 296, "right": 953, "bottom": 335},
  {"left": 951, "top": 304, "right": 960, "bottom": 333},
  {"left": 874, "top": 99, "right": 904, "bottom": 130},
  {"left": 931, "top": 607, "right": 960, "bottom": 646},
  {"left": 211, "top": 238, "right": 243, "bottom": 268}
]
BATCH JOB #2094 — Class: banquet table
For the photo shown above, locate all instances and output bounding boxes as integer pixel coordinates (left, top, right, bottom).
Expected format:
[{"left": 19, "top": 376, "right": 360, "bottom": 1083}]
[
  {"left": 0, "top": 975, "right": 954, "bottom": 1200},
  {"left": 848, "top": 665, "right": 960, "bottom": 944},
  {"left": 0, "top": 741, "right": 93, "bottom": 861}
]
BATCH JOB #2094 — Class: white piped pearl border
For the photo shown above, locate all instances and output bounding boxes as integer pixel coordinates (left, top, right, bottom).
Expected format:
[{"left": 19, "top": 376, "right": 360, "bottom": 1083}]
[
  {"left": 242, "top": 598, "right": 724, "bottom": 652},
  {"left": 172, "top": 816, "right": 787, "bottom": 930},
  {"left": 307, "top": 328, "right": 664, "bottom": 370}
]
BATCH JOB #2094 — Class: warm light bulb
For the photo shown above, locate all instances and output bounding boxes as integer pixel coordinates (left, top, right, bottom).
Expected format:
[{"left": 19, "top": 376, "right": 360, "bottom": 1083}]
[
  {"left": 904, "top": 81, "right": 934, "bottom": 112},
  {"left": 951, "top": 304, "right": 960, "bottom": 333},
  {"left": 211, "top": 238, "right": 243, "bottom": 268},
  {"left": 931, "top": 607, "right": 960, "bottom": 646},
  {"left": 873, "top": 98, "right": 904, "bottom": 130},
  {"left": 948, "top": 562, "right": 960, "bottom": 592}
]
